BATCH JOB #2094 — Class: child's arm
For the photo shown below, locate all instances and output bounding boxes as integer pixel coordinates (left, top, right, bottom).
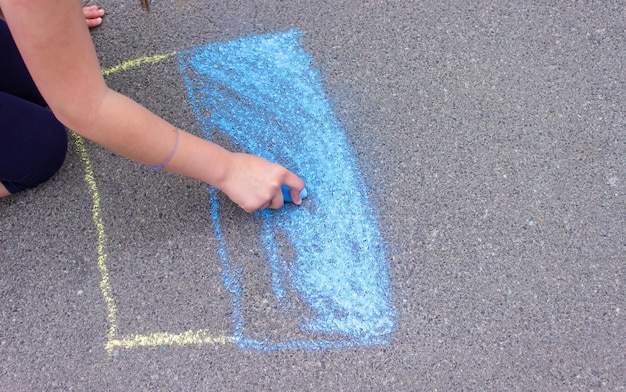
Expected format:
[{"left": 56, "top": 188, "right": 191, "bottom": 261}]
[{"left": 1, "top": 0, "right": 303, "bottom": 211}]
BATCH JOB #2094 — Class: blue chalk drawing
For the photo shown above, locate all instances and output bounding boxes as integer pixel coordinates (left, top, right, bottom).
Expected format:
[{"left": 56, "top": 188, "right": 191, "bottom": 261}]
[{"left": 179, "top": 30, "right": 395, "bottom": 350}]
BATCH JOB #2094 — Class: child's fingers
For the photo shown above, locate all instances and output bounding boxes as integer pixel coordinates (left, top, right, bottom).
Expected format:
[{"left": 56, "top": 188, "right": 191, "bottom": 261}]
[
  {"left": 283, "top": 172, "right": 305, "bottom": 205},
  {"left": 267, "top": 190, "right": 285, "bottom": 210}
]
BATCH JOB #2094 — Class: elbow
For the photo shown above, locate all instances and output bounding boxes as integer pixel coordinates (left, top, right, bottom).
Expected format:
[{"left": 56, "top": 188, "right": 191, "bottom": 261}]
[{"left": 48, "top": 87, "right": 109, "bottom": 138}]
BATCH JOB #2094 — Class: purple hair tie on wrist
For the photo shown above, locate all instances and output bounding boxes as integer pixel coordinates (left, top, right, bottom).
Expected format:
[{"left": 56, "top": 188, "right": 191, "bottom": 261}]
[{"left": 151, "top": 127, "right": 180, "bottom": 171}]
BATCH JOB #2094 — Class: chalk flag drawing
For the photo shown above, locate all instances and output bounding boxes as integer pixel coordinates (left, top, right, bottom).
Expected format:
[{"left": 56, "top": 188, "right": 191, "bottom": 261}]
[{"left": 179, "top": 29, "right": 395, "bottom": 350}]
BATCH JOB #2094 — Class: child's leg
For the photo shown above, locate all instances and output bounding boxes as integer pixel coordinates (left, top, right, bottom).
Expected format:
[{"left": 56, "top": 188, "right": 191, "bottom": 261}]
[
  {"left": 0, "top": 92, "right": 68, "bottom": 195},
  {"left": 0, "top": 18, "right": 47, "bottom": 107},
  {"left": 0, "top": 19, "right": 67, "bottom": 196}
]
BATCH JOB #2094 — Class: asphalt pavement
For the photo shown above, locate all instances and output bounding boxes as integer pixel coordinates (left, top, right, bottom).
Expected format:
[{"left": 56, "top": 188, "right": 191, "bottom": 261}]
[{"left": 1, "top": 1, "right": 625, "bottom": 390}]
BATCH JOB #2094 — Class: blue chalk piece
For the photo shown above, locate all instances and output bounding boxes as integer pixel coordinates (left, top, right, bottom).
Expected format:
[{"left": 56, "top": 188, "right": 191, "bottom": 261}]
[{"left": 281, "top": 185, "right": 307, "bottom": 203}]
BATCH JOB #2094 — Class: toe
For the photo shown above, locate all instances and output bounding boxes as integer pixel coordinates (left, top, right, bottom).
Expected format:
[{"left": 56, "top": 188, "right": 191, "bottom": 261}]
[
  {"left": 85, "top": 17, "right": 103, "bottom": 28},
  {"left": 83, "top": 5, "right": 105, "bottom": 19}
]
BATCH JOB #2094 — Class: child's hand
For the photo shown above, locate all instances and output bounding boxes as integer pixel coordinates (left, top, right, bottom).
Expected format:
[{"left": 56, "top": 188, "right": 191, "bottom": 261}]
[{"left": 218, "top": 152, "right": 305, "bottom": 213}]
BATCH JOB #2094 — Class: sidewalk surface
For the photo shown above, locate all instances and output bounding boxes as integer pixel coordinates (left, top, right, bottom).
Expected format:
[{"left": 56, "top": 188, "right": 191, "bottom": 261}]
[{"left": 1, "top": 1, "right": 625, "bottom": 390}]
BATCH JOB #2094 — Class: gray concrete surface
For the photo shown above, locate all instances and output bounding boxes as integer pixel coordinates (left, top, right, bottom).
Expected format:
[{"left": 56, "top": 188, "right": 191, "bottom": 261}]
[{"left": 1, "top": 1, "right": 625, "bottom": 390}]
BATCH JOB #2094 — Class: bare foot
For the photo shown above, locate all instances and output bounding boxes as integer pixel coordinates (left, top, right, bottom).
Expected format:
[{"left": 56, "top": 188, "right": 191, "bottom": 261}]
[
  {"left": 0, "top": 6, "right": 103, "bottom": 26},
  {"left": 0, "top": 183, "right": 10, "bottom": 198},
  {"left": 83, "top": 5, "right": 105, "bottom": 28}
]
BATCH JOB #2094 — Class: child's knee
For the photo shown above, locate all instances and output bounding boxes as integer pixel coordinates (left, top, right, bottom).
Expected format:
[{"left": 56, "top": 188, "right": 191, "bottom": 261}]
[
  {"left": 0, "top": 119, "right": 68, "bottom": 194},
  {"left": 38, "top": 121, "right": 69, "bottom": 183}
]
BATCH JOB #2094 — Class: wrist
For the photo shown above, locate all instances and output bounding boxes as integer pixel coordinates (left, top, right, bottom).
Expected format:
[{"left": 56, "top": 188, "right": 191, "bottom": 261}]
[{"left": 207, "top": 148, "right": 234, "bottom": 191}]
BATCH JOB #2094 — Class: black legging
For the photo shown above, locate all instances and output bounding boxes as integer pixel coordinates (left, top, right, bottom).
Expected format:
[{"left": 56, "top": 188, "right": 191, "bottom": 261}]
[{"left": 0, "top": 18, "right": 67, "bottom": 194}]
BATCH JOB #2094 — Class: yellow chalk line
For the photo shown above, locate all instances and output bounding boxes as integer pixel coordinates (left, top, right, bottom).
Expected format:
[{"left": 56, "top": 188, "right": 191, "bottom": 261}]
[
  {"left": 101, "top": 52, "right": 178, "bottom": 76},
  {"left": 106, "top": 330, "right": 236, "bottom": 351},
  {"left": 72, "top": 53, "right": 235, "bottom": 354},
  {"left": 71, "top": 132, "right": 118, "bottom": 345}
]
